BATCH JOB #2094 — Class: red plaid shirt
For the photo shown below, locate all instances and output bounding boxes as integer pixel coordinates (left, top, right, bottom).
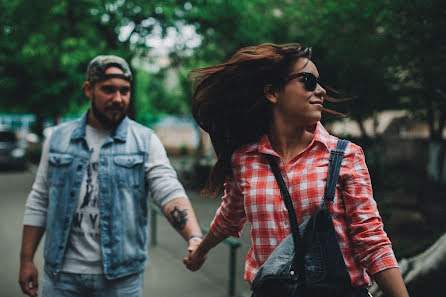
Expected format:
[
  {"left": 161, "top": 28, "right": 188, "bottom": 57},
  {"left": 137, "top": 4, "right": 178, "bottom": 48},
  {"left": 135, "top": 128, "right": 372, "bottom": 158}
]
[{"left": 210, "top": 122, "right": 398, "bottom": 287}]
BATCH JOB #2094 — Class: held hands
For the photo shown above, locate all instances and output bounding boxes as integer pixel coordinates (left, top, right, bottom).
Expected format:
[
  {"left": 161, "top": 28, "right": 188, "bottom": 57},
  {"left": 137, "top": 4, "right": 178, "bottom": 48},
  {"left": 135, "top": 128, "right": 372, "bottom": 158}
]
[
  {"left": 183, "top": 236, "right": 208, "bottom": 271},
  {"left": 19, "top": 261, "right": 39, "bottom": 297}
]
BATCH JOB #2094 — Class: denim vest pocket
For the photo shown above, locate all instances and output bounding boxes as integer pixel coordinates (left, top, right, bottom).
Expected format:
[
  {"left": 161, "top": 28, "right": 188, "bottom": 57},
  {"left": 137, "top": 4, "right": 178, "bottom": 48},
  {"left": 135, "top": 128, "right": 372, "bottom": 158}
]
[
  {"left": 113, "top": 155, "right": 144, "bottom": 187},
  {"left": 48, "top": 153, "right": 74, "bottom": 186},
  {"left": 114, "top": 155, "right": 143, "bottom": 168}
]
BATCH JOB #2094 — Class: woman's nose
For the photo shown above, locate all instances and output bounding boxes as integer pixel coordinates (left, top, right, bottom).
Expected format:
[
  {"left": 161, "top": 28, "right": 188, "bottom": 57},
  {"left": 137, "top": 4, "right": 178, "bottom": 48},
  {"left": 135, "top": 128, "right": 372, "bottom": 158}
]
[{"left": 314, "top": 83, "right": 326, "bottom": 97}]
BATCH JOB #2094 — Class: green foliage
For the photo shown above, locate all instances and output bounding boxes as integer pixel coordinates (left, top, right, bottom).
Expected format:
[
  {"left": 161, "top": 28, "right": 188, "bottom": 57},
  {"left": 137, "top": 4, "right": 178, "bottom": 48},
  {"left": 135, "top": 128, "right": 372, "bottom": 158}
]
[
  {"left": 1, "top": 0, "right": 128, "bottom": 124},
  {"left": 1, "top": 0, "right": 444, "bottom": 141},
  {"left": 0, "top": 0, "right": 190, "bottom": 131},
  {"left": 379, "top": 0, "right": 446, "bottom": 139},
  {"left": 134, "top": 66, "right": 189, "bottom": 119}
]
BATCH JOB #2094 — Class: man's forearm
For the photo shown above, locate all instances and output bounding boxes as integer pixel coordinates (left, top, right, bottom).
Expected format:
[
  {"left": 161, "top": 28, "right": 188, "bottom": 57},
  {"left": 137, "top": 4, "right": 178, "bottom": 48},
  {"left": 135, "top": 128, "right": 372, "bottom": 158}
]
[
  {"left": 162, "top": 197, "right": 203, "bottom": 240},
  {"left": 20, "top": 225, "right": 45, "bottom": 262}
]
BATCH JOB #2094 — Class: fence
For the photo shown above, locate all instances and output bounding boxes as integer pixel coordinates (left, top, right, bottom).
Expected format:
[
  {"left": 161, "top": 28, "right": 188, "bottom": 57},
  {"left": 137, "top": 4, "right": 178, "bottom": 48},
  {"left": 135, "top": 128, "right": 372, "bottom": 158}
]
[{"left": 150, "top": 204, "right": 241, "bottom": 297}]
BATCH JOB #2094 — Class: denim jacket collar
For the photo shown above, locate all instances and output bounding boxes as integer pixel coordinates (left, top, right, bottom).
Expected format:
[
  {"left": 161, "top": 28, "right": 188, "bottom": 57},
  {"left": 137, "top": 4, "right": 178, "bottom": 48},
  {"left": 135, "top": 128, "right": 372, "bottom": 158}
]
[{"left": 71, "top": 110, "right": 129, "bottom": 142}]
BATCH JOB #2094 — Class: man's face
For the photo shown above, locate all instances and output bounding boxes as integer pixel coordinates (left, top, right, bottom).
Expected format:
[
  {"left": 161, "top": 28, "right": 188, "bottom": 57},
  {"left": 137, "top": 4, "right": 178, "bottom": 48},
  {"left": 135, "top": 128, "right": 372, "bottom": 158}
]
[{"left": 84, "top": 66, "right": 131, "bottom": 130}]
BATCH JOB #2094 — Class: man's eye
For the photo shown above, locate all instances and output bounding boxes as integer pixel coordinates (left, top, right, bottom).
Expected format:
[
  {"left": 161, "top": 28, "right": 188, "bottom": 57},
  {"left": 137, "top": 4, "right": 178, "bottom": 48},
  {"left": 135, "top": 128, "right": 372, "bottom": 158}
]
[
  {"left": 101, "top": 86, "right": 115, "bottom": 93},
  {"left": 120, "top": 87, "right": 130, "bottom": 95}
]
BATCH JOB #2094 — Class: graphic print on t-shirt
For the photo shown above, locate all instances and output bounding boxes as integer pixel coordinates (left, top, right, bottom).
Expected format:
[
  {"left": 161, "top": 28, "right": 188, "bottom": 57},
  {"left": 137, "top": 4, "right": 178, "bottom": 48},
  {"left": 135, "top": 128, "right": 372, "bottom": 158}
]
[
  {"left": 62, "top": 126, "right": 109, "bottom": 273},
  {"left": 71, "top": 160, "right": 100, "bottom": 239}
]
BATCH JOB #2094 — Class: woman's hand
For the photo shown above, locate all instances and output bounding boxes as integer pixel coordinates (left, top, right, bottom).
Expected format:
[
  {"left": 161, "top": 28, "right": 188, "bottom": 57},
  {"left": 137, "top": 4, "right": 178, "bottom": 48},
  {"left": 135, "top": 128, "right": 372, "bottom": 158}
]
[
  {"left": 183, "top": 244, "right": 208, "bottom": 271},
  {"left": 183, "top": 230, "right": 226, "bottom": 271}
]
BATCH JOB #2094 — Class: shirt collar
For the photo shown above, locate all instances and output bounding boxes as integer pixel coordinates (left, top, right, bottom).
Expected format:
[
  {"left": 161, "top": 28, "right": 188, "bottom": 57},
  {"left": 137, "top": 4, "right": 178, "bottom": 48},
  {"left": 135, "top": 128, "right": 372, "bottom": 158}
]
[{"left": 249, "top": 122, "right": 331, "bottom": 156}]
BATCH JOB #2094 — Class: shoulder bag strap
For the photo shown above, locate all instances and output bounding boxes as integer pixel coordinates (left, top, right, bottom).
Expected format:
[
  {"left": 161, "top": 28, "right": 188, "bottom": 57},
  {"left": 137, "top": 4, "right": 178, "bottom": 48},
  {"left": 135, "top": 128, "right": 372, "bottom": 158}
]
[
  {"left": 323, "top": 139, "right": 349, "bottom": 202},
  {"left": 266, "top": 154, "right": 304, "bottom": 273}
]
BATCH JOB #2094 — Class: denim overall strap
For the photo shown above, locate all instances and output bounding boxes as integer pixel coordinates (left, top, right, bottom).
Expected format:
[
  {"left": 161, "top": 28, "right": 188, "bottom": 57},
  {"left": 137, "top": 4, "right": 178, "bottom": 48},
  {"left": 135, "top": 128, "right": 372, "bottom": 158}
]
[
  {"left": 266, "top": 154, "right": 305, "bottom": 276},
  {"left": 323, "top": 139, "right": 349, "bottom": 202}
]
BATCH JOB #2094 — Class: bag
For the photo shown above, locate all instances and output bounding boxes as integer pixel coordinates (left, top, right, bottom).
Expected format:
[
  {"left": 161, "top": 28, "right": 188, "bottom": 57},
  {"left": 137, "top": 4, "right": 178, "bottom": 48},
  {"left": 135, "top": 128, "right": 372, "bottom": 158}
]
[{"left": 252, "top": 139, "right": 356, "bottom": 297}]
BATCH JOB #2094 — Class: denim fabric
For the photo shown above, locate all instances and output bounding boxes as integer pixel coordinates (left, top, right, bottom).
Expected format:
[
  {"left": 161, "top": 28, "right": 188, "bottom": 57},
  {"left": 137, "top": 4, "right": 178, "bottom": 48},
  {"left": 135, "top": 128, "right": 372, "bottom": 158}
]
[
  {"left": 251, "top": 205, "right": 353, "bottom": 297},
  {"left": 43, "top": 111, "right": 152, "bottom": 279},
  {"left": 251, "top": 219, "right": 309, "bottom": 290},
  {"left": 41, "top": 271, "right": 144, "bottom": 297},
  {"left": 302, "top": 204, "right": 352, "bottom": 291}
]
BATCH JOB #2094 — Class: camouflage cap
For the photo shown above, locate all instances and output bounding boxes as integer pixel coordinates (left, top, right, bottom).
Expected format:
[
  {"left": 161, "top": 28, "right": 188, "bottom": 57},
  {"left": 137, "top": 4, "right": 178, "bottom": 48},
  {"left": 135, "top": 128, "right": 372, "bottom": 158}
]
[{"left": 86, "top": 55, "right": 132, "bottom": 83}]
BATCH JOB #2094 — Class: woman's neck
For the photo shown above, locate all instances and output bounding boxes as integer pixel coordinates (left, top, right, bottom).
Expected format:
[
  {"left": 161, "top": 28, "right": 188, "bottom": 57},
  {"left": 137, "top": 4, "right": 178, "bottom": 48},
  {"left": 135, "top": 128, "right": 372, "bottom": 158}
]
[{"left": 268, "top": 120, "right": 315, "bottom": 164}]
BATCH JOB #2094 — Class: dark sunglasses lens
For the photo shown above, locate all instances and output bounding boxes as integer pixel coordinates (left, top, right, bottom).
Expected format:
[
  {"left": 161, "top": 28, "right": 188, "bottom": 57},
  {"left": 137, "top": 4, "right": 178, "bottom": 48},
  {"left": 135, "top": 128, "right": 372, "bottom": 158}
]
[{"left": 304, "top": 74, "right": 317, "bottom": 91}]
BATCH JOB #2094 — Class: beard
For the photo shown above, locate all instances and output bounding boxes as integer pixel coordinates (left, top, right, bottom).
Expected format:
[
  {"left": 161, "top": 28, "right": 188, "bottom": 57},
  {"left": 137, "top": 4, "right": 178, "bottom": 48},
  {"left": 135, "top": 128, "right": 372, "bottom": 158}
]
[{"left": 91, "top": 93, "right": 127, "bottom": 130}]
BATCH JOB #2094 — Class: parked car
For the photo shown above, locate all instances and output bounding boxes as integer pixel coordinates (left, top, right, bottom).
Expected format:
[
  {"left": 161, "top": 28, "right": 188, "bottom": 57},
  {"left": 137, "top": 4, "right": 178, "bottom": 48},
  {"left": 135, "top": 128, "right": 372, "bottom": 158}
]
[{"left": 0, "top": 125, "right": 27, "bottom": 170}]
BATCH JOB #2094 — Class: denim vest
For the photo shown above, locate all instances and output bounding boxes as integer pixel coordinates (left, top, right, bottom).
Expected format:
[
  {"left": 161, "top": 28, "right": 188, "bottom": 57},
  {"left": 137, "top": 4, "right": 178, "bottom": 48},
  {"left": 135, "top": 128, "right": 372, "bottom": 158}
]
[{"left": 43, "top": 111, "right": 152, "bottom": 279}]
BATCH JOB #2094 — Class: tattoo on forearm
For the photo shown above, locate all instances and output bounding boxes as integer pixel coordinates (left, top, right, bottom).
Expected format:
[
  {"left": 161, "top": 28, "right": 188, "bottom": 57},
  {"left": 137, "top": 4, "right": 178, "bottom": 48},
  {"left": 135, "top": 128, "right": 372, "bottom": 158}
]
[{"left": 169, "top": 206, "right": 188, "bottom": 230}]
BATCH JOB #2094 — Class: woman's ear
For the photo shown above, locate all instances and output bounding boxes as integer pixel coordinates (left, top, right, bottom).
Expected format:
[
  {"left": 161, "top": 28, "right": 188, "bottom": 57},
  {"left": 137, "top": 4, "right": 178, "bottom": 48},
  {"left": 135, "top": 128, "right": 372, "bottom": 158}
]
[{"left": 264, "top": 84, "right": 278, "bottom": 104}]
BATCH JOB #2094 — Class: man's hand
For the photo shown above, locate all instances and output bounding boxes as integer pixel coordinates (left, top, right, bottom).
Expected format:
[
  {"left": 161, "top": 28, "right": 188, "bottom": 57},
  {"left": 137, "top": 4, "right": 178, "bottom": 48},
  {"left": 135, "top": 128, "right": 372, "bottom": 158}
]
[
  {"left": 183, "top": 230, "right": 226, "bottom": 272},
  {"left": 19, "top": 226, "right": 45, "bottom": 297},
  {"left": 19, "top": 261, "right": 39, "bottom": 297},
  {"left": 186, "top": 236, "right": 203, "bottom": 254},
  {"left": 183, "top": 243, "right": 208, "bottom": 271}
]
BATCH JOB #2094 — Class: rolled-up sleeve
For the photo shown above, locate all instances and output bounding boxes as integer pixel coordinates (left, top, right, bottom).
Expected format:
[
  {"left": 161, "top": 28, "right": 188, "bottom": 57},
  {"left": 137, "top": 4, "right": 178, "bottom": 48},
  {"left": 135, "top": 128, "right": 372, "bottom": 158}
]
[
  {"left": 343, "top": 146, "right": 398, "bottom": 275},
  {"left": 145, "top": 133, "right": 188, "bottom": 208},
  {"left": 210, "top": 177, "right": 247, "bottom": 238}
]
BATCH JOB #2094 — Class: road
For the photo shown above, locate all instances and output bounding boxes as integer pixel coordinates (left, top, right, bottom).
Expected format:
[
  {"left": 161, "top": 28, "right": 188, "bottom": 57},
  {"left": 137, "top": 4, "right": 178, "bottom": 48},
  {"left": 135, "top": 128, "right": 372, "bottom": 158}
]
[{"left": 0, "top": 166, "right": 252, "bottom": 297}]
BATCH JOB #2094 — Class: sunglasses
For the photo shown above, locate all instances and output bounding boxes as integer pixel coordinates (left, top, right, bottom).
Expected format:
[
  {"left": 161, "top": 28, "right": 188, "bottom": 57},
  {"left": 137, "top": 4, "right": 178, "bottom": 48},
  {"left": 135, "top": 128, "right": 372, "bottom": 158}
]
[{"left": 284, "top": 72, "right": 321, "bottom": 91}]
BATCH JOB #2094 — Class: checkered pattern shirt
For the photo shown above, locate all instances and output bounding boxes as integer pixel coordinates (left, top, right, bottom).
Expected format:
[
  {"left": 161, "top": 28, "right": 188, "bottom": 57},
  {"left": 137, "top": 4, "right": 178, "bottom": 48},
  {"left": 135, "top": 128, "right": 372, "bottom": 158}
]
[{"left": 210, "top": 122, "right": 398, "bottom": 287}]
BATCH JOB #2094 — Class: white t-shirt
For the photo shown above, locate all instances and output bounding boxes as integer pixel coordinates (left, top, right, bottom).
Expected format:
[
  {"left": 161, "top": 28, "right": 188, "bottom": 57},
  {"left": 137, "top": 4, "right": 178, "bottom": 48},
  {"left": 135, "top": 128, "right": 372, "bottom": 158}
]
[{"left": 62, "top": 126, "right": 108, "bottom": 273}]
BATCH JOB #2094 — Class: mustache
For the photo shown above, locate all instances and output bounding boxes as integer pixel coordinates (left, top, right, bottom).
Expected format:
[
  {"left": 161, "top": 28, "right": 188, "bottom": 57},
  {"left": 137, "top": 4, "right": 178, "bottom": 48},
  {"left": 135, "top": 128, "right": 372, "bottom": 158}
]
[{"left": 105, "top": 103, "right": 124, "bottom": 111}]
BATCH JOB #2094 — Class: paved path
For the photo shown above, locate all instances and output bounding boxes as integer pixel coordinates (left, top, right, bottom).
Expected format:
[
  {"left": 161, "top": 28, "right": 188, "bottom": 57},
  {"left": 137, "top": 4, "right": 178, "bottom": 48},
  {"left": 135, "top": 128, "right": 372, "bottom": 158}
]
[{"left": 0, "top": 165, "right": 252, "bottom": 297}]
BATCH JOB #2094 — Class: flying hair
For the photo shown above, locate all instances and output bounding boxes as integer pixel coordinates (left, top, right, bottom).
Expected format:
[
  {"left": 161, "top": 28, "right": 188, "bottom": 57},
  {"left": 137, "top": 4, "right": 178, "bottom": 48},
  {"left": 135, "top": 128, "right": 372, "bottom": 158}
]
[{"left": 190, "top": 43, "right": 346, "bottom": 197}]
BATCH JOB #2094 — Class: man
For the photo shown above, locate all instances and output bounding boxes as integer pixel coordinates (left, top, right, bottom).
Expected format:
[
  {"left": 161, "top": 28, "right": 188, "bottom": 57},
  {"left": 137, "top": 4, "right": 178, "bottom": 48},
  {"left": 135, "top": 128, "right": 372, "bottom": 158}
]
[{"left": 19, "top": 55, "right": 203, "bottom": 297}]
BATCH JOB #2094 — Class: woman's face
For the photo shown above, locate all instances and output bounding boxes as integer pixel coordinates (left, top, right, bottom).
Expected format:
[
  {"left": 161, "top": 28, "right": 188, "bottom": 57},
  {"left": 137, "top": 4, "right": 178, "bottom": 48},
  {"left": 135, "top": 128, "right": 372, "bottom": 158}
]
[{"left": 268, "top": 58, "right": 326, "bottom": 127}]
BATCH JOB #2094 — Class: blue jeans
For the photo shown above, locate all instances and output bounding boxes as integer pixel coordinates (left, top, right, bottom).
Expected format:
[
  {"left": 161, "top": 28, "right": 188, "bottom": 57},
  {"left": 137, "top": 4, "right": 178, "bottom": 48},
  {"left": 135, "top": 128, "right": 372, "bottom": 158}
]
[{"left": 41, "top": 271, "right": 144, "bottom": 297}]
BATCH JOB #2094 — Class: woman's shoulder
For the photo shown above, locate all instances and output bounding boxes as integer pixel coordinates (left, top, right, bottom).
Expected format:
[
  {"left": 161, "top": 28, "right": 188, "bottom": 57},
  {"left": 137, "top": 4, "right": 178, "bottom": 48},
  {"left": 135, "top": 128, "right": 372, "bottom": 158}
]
[
  {"left": 326, "top": 136, "right": 366, "bottom": 167},
  {"left": 331, "top": 137, "right": 363, "bottom": 154},
  {"left": 231, "top": 140, "right": 263, "bottom": 166},
  {"left": 317, "top": 121, "right": 363, "bottom": 155}
]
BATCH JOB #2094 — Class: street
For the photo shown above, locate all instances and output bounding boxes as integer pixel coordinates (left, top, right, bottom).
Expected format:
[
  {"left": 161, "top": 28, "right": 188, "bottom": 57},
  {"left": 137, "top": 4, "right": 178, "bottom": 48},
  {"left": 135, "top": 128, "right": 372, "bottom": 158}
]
[{"left": 0, "top": 166, "right": 252, "bottom": 297}]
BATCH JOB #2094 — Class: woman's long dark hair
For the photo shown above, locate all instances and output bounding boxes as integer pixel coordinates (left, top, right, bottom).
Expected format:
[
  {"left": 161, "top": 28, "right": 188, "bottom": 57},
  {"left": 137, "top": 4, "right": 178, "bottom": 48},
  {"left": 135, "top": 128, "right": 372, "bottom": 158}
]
[{"left": 190, "top": 43, "right": 341, "bottom": 197}]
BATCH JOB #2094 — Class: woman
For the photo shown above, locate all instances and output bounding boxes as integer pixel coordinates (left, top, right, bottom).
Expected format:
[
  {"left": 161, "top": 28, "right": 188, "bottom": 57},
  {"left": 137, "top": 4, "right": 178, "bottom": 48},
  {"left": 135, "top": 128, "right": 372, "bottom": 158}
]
[{"left": 183, "top": 43, "right": 409, "bottom": 297}]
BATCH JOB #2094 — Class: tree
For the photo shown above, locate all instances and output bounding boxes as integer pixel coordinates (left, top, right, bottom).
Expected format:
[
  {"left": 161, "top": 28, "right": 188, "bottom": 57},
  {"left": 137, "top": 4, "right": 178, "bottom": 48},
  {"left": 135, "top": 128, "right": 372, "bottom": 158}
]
[
  {"left": 0, "top": 0, "right": 192, "bottom": 134},
  {"left": 379, "top": 0, "right": 446, "bottom": 182}
]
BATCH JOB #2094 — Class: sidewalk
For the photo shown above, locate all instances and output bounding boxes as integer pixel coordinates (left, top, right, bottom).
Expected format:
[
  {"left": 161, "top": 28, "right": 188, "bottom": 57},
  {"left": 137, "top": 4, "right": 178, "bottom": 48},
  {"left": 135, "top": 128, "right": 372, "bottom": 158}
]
[
  {"left": 143, "top": 187, "right": 252, "bottom": 297},
  {"left": 2, "top": 161, "right": 253, "bottom": 297}
]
